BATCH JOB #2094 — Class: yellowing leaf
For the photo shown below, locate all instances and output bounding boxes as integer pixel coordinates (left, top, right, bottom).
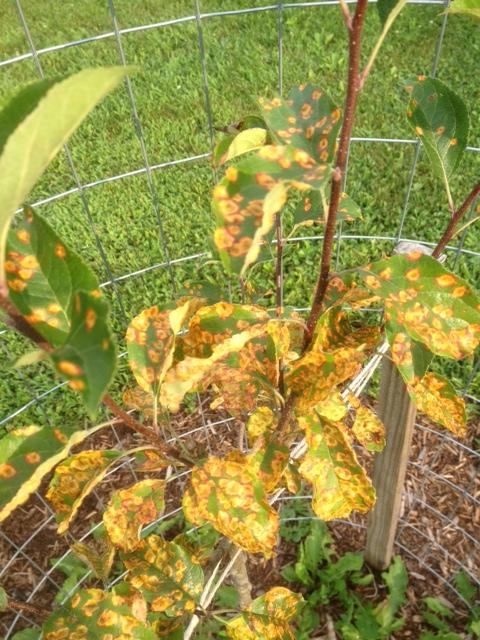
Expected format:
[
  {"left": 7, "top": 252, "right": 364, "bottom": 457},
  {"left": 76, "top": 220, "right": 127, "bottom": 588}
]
[
  {"left": 103, "top": 479, "right": 165, "bottom": 552},
  {"left": 298, "top": 411, "right": 375, "bottom": 520},
  {"left": 123, "top": 386, "right": 155, "bottom": 418},
  {"left": 42, "top": 586, "right": 156, "bottom": 640},
  {"left": 47, "top": 449, "right": 122, "bottom": 534},
  {"left": 226, "top": 586, "right": 304, "bottom": 640},
  {"left": 287, "top": 347, "right": 364, "bottom": 413},
  {"left": 0, "top": 421, "right": 107, "bottom": 523},
  {"left": 246, "top": 438, "right": 290, "bottom": 493},
  {"left": 247, "top": 406, "right": 276, "bottom": 443},
  {"left": 160, "top": 324, "right": 269, "bottom": 412},
  {"left": 72, "top": 538, "right": 115, "bottom": 582},
  {"left": 316, "top": 391, "right": 349, "bottom": 422},
  {"left": 223, "top": 127, "right": 268, "bottom": 163},
  {"left": 351, "top": 405, "right": 386, "bottom": 452},
  {"left": 122, "top": 535, "right": 204, "bottom": 623},
  {"left": 183, "top": 456, "right": 279, "bottom": 557},
  {"left": 409, "top": 372, "right": 466, "bottom": 437}
]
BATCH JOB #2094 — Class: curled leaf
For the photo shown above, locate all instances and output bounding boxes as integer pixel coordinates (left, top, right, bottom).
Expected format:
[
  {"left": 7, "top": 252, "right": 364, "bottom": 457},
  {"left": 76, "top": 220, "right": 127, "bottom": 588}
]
[
  {"left": 351, "top": 405, "right": 386, "bottom": 452},
  {"left": 409, "top": 372, "right": 466, "bottom": 437}
]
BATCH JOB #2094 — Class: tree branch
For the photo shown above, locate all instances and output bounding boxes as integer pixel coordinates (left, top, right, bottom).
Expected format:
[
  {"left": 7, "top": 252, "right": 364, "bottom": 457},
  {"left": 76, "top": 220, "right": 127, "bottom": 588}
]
[
  {"left": 304, "top": 0, "right": 369, "bottom": 348},
  {"left": 432, "top": 182, "right": 480, "bottom": 259},
  {"left": 339, "top": 0, "right": 353, "bottom": 31}
]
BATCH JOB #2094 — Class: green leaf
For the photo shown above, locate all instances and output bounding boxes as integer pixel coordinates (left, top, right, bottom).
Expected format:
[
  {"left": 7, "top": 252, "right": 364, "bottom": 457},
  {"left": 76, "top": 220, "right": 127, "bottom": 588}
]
[
  {"left": 6, "top": 208, "right": 117, "bottom": 415},
  {"left": 226, "top": 587, "right": 304, "bottom": 640},
  {"left": 42, "top": 586, "right": 157, "bottom": 640},
  {"left": 0, "top": 67, "right": 131, "bottom": 280},
  {"left": 292, "top": 190, "right": 361, "bottom": 228},
  {"left": 0, "top": 421, "right": 107, "bottom": 523},
  {"left": 11, "top": 630, "right": 41, "bottom": 640},
  {"left": 50, "top": 291, "right": 117, "bottom": 415},
  {"left": 454, "top": 570, "right": 477, "bottom": 604},
  {"left": 361, "top": 252, "right": 480, "bottom": 380},
  {"left": 46, "top": 449, "right": 123, "bottom": 534},
  {"left": 6, "top": 207, "right": 99, "bottom": 347},
  {"left": 183, "top": 455, "right": 279, "bottom": 557},
  {"left": 409, "top": 373, "right": 466, "bottom": 437},
  {"left": 122, "top": 535, "right": 204, "bottom": 623},
  {"left": 298, "top": 411, "right": 375, "bottom": 520},
  {"left": 374, "top": 556, "right": 408, "bottom": 628},
  {"left": 260, "top": 84, "right": 341, "bottom": 163},
  {"left": 103, "top": 479, "right": 165, "bottom": 552},
  {"left": 0, "top": 585, "right": 7, "bottom": 612},
  {"left": 447, "top": 0, "right": 480, "bottom": 20},
  {"left": 404, "top": 76, "right": 469, "bottom": 181}
]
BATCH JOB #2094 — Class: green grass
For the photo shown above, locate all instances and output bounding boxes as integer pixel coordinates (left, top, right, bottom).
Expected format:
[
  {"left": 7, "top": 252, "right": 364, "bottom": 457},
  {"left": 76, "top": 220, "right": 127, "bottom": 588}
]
[{"left": 1, "top": 0, "right": 479, "bottom": 430}]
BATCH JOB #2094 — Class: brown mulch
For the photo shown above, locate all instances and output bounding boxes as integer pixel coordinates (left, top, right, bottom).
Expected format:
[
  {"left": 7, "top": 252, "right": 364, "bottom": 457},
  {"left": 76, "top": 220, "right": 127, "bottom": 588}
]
[{"left": 0, "top": 398, "right": 479, "bottom": 638}]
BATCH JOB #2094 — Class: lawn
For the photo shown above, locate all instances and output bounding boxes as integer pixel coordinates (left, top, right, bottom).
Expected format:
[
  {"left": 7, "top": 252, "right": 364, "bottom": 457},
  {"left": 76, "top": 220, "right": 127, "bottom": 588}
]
[{"left": 1, "top": 0, "right": 479, "bottom": 430}]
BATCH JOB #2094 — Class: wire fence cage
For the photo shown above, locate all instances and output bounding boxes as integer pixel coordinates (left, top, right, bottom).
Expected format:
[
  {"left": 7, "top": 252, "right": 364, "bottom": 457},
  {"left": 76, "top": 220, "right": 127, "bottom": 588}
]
[{"left": 0, "top": 0, "right": 479, "bottom": 636}]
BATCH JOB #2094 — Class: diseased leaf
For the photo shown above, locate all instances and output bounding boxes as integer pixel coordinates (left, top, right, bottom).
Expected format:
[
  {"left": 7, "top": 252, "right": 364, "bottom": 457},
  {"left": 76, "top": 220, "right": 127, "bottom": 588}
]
[
  {"left": 133, "top": 448, "right": 171, "bottom": 472},
  {"left": 246, "top": 438, "right": 290, "bottom": 493},
  {"left": 6, "top": 207, "right": 99, "bottom": 347},
  {"left": 352, "top": 404, "right": 386, "bottom": 452},
  {"left": 123, "top": 386, "right": 155, "bottom": 419},
  {"left": 260, "top": 83, "right": 341, "bottom": 163},
  {"left": 405, "top": 76, "right": 469, "bottom": 181},
  {"left": 72, "top": 538, "right": 116, "bottom": 582},
  {"left": 0, "top": 67, "right": 130, "bottom": 278},
  {"left": 286, "top": 347, "right": 365, "bottom": 413},
  {"left": 316, "top": 391, "right": 349, "bottom": 422},
  {"left": 183, "top": 456, "right": 279, "bottom": 557},
  {"left": 213, "top": 145, "right": 330, "bottom": 275},
  {"left": 447, "top": 0, "right": 480, "bottom": 19},
  {"left": 293, "top": 190, "right": 361, "bottom": 228},
  {"left": 126, "top": 299, "right": 201, "bottom": 398},
  {"left": 218, "top": 127, "right": 268, "bottom": 165},
  {"left": 47, "top": 449, "right": 122, "bottom": 534},
  {"left": 361, "top": 253, "right": 480, "bottom": 381},
  {"left": 226, "top": 586, "right": 304, "bottom": 640},
  {"left": 313, "top": 306, "right": 381, "bottom": 353},
  {"left": 0, "top": 422, "right": 106, "bottom": 523},
  {"left": 247, "top": 406, "right": 276, "bottom": 444},
  {"left": 298, "top": 411, "right": 375, "bottom": 520},
  {"left": 123, "top": 535, "right": 203, "bottom": 624},
  {"left": 213, "top": 115, "right": 268, "bottom": 166},
  {"left": 42, "top": 586, "right": 157, "bottom": 640},
  {"left": 50, "top": 291, "right": 117, "bottom": 415},
  {"left": 409, "top": 372, "right": 466, "bottom": 437},
  {"left": 103, "top": 479, "right": 165, "bottom": 552}
]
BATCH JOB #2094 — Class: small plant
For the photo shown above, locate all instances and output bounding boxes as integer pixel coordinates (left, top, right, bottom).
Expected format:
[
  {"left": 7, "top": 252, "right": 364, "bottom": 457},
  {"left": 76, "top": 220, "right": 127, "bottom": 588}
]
[{"left": 0, "top": 0, "right": 479, "bottom": 638}]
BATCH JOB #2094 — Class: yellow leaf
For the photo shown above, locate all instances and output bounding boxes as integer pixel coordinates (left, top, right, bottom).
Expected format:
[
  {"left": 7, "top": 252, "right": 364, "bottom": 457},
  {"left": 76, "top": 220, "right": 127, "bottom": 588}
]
[
  {"left": 351, "top": 404, "right": 386, "bottom": 452},
  {"left": 298, "top": 411, "right": 375, "bottom": 520},
  {"left": 224, "top": 127, "right": 268, "bottom": 163},
  {"left": 247, "top": 406, "right": 276, "bottom": 443},
  {"left": 409, "top": 372, "right": 466, "bottom": 437}
]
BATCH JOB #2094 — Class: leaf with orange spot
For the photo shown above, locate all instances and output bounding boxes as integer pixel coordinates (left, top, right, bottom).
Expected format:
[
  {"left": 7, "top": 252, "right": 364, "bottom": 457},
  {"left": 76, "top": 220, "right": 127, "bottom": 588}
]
[
  {"left": 183, "top": 456, "right": 279, "bottom": 557},
  {"left": 293, "top": 189, "right": 361, "bottom": 229},
  {"left": 298, "top": 411, "right": 375, "bottom": 520},
  {"left": 246, "top": 438, "right": 290, "bottom": 493},
  {"left": 351, "top": 404, "right": 386, "bottom": 452},
  {"left": 313, "top": 306, "right": 381, "bottom": 354},
  {"left": 6, "top": 207, "right": 99, "bottom": 347},
  {"left": 0, "top": 421, "right": 107, "bottom": 524},
  {"left": 361, "top": 253, "right": 480, "bottom": 376},
  {"left": 133, "top": 449, "right": 171, "bottom": 472},
  {"left": 226, "top": 586, "right": 304, "bottom": 640},
  {"left": 409, "top": 372, "right": 466, "bottom": 437},
  {"left": 316, "top": 391, "right": 349, "bottom": 422},
  {"left": 247, "top": 406, "right": 276, "bottom": 444},
  {"left": 123, "top": 386, "right": 155, "bottom": 419},
  {"left": 260, "top": 83, "right": 341, "bottom": 163},
  {"left": 42, "top": 585, "right": 157, "bottom": 640},
  {"left": 72, "top": 538, "right": 116, "bottom": 582},
  {"left": 213, "top": 144, "right": 331, "bottom": 275},
  {"left": 122, "top": 535, "right": 204, "bottom": 629},
  {"left": 404, "top": 76, "right": 469, "bottom": 181},
  {"left": 286, "top": 347, "right": 365, "bottom": 414},
  {"left": 50, "top": 290, "right": 117, "bottom": 415},
  {"left": 47, "top": 450, "right": 123, "bottom": 534},
  {"left": 103, "top": 479, "right": 165, "bottom": 552}
]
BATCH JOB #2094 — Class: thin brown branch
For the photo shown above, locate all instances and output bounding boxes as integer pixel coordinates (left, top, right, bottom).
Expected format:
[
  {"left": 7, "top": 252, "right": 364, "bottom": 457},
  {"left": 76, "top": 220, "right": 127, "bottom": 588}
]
[
  {"left": 7, "top": 597, "right": 50, "bottom": 618},
  {"left": 304, "top": 0, "right": 369, "bottom": 349},
  {"left": 432, "top": 182, "right": 480, "bottom": 258},
  {"left": 339, "top": 0, "right": 353, "bottom": 30}
]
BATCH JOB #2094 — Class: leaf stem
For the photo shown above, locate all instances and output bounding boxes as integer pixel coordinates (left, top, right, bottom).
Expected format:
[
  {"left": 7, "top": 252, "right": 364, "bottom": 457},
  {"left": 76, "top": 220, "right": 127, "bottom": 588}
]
[
  {"left": 358, "top": 0, "right": 407, "bottom": 90},
  {"left": 304, "top": 0, "right": 369, "bottom": 348},
  {"left": 6, "top": 597, "right": 50, "bottom": 618},
  {"left": 432, "top": 181, "right": 480, "bottom": 258},
  {"left": 339, "top": 0, "right": 353, "bottom": 30}
]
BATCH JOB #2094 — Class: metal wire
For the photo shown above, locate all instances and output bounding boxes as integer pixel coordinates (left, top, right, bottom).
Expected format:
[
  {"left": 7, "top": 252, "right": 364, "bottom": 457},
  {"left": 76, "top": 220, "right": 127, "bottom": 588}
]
[{"left": 1, "top": 1, "right": 479, "bottom": 636}]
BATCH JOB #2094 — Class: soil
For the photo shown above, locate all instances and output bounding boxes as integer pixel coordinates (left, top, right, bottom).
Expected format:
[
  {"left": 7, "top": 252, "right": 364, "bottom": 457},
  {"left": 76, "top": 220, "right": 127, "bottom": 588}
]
[{"left": 1, "top": 397, "right": 479, "bottom": 638}]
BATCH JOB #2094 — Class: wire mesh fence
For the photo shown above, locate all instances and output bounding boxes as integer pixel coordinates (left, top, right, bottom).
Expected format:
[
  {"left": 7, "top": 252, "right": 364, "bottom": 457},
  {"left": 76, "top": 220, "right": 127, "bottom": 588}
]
[{"left": 0, "top": 0, "right": 479, "bottom": 636}]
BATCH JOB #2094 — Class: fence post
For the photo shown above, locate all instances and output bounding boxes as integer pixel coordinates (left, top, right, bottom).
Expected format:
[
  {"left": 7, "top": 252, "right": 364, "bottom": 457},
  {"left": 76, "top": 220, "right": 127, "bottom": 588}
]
[{"left": 364, "top": 242, "right": 441, "bottom": 570}]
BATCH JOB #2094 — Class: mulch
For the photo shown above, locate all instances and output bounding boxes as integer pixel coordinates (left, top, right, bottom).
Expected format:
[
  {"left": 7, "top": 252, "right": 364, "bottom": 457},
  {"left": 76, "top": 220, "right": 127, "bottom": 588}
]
[{"left": 1, "top": 397, "right": 478, "bottom": 638}]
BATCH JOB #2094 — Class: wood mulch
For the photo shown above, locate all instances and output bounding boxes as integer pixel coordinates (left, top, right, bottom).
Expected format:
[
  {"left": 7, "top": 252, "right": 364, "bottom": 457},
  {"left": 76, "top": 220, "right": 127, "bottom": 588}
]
[{"left": 0, "top": 397, "right": 478, "bottom": 638}]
